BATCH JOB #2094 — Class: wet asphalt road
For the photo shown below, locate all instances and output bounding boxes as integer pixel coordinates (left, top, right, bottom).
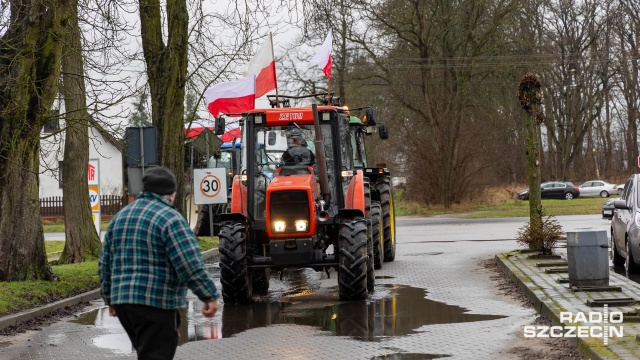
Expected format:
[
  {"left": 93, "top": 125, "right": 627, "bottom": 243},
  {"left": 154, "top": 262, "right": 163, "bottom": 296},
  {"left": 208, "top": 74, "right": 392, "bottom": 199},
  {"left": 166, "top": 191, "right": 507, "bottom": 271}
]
[{"left": 2, "top": 215, "right": 611, "bottom": 359}]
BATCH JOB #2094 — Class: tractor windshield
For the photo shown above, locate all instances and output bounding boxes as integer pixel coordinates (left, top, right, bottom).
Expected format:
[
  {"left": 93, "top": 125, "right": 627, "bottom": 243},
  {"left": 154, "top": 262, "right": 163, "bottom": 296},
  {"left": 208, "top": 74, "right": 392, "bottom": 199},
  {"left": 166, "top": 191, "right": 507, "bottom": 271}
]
[
  {"left": 254, "top": 125, "right": 329, "bottom": 173},
  {"left": 252, "top": 123, "right": 337, "bottom": 220}
]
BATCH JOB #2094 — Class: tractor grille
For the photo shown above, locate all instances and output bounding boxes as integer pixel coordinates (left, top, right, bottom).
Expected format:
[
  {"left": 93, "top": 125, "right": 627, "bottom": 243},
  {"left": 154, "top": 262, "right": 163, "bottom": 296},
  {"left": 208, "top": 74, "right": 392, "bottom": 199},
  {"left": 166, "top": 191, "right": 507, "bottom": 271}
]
[{"left": 269, "top": 190, "right": 310, "bottom": 233}]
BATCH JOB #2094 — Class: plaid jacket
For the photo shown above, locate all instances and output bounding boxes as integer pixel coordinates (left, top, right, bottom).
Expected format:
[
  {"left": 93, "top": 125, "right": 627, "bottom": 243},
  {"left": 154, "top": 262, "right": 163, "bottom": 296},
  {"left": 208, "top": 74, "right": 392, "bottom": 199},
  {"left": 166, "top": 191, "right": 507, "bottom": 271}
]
[{"left": 99, "top": 192, "right": 219, "bottom": 309}]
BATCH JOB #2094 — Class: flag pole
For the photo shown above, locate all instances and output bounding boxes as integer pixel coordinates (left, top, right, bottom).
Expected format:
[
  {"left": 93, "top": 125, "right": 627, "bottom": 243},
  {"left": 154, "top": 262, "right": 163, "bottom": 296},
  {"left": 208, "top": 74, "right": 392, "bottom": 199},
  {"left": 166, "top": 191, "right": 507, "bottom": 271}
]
[
  {"left": 327, "top": 78, "right": 331, "bottom": 104},
  {"left": 270, "top": 32, "right": 280, "bottom": 108}
]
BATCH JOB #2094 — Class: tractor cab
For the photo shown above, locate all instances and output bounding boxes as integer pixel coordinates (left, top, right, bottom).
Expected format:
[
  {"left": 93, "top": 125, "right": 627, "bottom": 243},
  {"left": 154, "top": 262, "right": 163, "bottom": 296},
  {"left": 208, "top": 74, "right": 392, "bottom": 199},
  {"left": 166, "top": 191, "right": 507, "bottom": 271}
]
[{"left": 239, "top": 107, "right": 353, "bottom": 224}]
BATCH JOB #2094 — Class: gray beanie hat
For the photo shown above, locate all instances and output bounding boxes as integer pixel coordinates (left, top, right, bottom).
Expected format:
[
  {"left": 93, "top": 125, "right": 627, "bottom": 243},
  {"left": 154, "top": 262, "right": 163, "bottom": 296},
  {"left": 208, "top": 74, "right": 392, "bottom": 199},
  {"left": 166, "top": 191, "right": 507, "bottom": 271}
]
[{"left": 142, "top": 167, "right": 177, "bottom": 195}]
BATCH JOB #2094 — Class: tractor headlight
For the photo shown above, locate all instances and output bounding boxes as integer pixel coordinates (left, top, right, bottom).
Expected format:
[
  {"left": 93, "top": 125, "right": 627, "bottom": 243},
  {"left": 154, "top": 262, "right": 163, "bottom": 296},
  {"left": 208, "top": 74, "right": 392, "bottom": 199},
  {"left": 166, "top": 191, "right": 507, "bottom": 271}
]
[
  {"left": 273, "top": 221, "right": 286, "bottom": 232},
  {"left": 294, "top": 220, "right": 308, "bottom": 232}
]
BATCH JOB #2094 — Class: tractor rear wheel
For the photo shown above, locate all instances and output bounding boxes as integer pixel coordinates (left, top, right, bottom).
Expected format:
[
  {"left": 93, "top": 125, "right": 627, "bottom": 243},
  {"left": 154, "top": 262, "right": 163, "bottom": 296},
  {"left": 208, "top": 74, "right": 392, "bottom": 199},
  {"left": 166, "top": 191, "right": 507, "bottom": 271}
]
[
  {"left": 219, "top": 222, "right": 252, "bottom": 303},
  {"left": 364, "top": 179, "right": 375, "bottom": 292},
  {"left": 338, "top": 218, "right": 368, "bottom": 301},
  {"left": 376, "top": 177, "right": 396, "bottom": 262},
  {"left": 371, "top": 202, "right": 384, "bottom": 269}
]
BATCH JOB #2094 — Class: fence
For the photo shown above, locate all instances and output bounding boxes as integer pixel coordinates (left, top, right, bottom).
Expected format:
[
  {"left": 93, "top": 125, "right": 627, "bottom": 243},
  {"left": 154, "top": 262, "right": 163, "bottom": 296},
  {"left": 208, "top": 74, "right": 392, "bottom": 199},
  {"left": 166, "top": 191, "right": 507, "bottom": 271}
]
[{"left": 40, "top": 195, "right": 128, "bottom": 217}]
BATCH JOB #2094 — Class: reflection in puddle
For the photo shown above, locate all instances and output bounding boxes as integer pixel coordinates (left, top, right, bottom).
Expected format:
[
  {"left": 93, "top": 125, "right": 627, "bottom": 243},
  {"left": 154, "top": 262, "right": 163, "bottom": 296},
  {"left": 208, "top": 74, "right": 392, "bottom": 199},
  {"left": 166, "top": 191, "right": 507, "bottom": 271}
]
[
  {"left": 220, "top": 285, "right": 505, "bottom": 341},
  {"left": 70, "top": 307, "right": 134, "bottom": 354},
  {"left": 371, "top": 353, "right": 450, "bottom": 360}
]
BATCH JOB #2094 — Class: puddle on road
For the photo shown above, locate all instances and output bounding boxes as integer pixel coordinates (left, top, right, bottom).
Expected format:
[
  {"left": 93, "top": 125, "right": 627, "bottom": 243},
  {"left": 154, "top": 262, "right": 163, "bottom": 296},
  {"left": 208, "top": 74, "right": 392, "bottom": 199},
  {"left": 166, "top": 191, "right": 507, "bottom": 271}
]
[
  {"left": 371, "top": 353, "right": 450, "bottom": 360},
  {"left": 404, "top": 252, "right": 443, "bottom": 256},
  {"left": 73, "top": 281, "right": 505, "bottom": 348}
]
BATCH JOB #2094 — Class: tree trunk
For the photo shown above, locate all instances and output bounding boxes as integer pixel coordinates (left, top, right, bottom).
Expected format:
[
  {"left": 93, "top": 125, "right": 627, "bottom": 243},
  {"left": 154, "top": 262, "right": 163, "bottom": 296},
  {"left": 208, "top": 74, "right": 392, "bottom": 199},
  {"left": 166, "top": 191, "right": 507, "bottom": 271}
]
[
  {"left": 0, "top": 135, "right": 51, "bottom": 281},
  {"left": 0, "top": 0, "right": 65, "bottom": 280},
  {"left": 140, "top": 0, "right": 189, "bottom": 216},
  {"left": 59, "top": 0, "right": 102, "bottom": 263},
  {"left": 527, "top": 110, "right": 543, "bottom": 236}
]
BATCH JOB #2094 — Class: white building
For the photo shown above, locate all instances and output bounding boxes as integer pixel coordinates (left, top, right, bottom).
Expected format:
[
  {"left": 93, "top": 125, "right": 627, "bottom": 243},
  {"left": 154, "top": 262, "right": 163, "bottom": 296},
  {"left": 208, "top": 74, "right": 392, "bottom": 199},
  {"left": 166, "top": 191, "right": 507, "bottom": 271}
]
[{"left": 39, "top": 121, "right": 124, "bottom": 198}]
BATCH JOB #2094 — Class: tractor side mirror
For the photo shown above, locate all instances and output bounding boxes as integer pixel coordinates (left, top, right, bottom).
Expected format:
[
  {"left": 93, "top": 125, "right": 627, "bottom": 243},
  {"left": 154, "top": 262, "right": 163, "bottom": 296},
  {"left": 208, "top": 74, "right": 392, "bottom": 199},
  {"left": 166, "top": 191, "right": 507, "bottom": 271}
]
[
  {"left": 364, "top": 108, "right": 377, "bottom": 126},
  {"left": 268, "top": 131, "right": 277, "bottom": 146},
  {"left": 378, "top": 125, "right": 389, "bottom": 139},
  {"left": 215, "top": 117, "right": 225, "bottom": 135}
]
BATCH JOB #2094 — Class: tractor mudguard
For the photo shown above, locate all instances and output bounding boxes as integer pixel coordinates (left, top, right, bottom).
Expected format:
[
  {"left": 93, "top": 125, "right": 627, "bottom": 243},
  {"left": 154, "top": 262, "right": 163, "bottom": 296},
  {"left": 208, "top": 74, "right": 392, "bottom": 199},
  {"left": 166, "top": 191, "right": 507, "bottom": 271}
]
[
  {"left": 345, "top": 170, "right": 366, "bottom": 215},
  {"left": 218, "top": 212, "right": 249, "bottom": 225},
  {"left": 230, "top": 175, "right": 247, "bottom": 216},
  {"left": 338, "top": 208, "right": 365, "bottom": 219}
]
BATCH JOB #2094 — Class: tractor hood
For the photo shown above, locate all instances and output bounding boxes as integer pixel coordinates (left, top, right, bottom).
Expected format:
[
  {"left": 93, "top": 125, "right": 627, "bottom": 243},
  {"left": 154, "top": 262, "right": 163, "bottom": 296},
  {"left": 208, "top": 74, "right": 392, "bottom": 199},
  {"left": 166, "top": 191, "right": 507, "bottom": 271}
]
[{"left": 266, "top": 172, "right": 319, "bottom": 238}]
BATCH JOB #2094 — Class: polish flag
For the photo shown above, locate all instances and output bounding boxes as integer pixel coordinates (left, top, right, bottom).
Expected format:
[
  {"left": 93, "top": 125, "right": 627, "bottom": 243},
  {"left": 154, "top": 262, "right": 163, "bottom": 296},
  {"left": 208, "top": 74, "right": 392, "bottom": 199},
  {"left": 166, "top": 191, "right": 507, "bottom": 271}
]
[
  {"left": 184, "top": 118, "right": 242, "bottom": 142},
  {"left": 204, "top": 76, "right": 256, "bottom": 117},
  {"left": 309, "top": 29, "right": 332, "bottom": 79},
  {"left": 243, "top": 36, "right": 277, "bottom": 98}
]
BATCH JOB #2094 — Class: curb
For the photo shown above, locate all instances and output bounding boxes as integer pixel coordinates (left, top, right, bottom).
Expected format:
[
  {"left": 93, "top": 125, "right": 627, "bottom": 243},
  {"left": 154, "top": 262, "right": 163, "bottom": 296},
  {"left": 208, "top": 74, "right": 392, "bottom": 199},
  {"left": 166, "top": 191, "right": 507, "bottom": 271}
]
[
  {"left": 495, "top": 252, "right": 613, "bottom": 360},
  {"left": 0, "top": 248, "right": 219, "bottom": 332}
]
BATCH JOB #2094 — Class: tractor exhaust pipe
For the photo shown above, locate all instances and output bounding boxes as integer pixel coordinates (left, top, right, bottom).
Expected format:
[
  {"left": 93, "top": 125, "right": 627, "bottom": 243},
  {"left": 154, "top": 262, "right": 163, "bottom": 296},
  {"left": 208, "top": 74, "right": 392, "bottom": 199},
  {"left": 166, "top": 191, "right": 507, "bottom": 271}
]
[
  {"left": 312, "top": 104, "right": 331, "bottom": 204},
  {"left": 318, "top": 210, "right": 330, "bottom": 222}
]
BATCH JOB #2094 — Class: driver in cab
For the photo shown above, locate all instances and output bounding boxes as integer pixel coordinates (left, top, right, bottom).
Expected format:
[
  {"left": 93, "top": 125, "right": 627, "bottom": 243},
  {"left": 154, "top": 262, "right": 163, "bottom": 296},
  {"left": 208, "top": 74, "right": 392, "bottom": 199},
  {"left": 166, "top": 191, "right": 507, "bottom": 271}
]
[{"left": 281, "top": 129, "right": 315, "bottom": 167}]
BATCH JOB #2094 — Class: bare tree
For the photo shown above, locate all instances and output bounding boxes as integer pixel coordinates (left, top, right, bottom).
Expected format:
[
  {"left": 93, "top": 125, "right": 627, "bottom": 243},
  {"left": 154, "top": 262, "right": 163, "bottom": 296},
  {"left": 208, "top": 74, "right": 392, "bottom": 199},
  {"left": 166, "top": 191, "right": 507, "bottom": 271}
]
[
  {"left": 59, "top": 0, "right": 102, "bottom": 263},
  {"left": 347, "top": 0, "right": 520, "bottom": 207},
  {"left": 537, "top": 0, "right": 609, "bottom": 181},
  {"left": 0, "top": 0, "right": 67, "bottom": 280},
  {"left": 613, "top": 0, "right": 640, "bottom": 173},
  {"left": 139, "top": 0, "right": 280, "bottom": 215}
]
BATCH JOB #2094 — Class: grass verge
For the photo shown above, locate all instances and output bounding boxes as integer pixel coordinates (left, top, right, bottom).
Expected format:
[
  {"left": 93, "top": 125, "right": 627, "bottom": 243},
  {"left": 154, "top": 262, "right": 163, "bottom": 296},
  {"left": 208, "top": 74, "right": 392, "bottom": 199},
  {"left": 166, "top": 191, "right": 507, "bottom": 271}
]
[
  {"left": 394, "top": 187, "right": 608, "bottom": 218},
  {"left": 0, "top": 237, "right": 219, "bottom": 317},
  {"left": 42, "top": 218, "right": 110, "bottom": 233}
]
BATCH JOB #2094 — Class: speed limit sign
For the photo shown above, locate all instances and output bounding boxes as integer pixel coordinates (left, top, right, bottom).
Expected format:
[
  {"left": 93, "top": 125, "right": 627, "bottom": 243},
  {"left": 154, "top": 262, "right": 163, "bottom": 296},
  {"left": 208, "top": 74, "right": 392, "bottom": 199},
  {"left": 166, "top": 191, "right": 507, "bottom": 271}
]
[{"left": 193, "top": 168, "right": 228, "bottom": 204}]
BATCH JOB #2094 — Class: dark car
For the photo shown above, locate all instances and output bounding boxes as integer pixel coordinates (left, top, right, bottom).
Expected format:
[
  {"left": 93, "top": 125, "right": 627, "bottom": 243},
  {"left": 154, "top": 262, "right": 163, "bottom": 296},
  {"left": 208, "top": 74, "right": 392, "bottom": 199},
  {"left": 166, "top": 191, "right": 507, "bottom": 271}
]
[
  {"left": 602, "top": 198, "right": 617, "bottom": 219},
  {"left": 611, "top": 174, "right": 640, "bottom": 272},
  {"left": 516, "top": 181, "right": 580, "bottom": 200}
]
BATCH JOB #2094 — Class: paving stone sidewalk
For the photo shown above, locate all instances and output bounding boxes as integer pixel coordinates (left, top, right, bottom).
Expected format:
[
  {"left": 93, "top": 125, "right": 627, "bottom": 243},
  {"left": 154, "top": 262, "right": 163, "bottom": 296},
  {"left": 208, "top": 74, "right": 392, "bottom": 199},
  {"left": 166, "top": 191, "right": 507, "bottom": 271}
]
[
  {"left": 0, "top": 249, "right": 220, "bottom": 332},
  {"left": 496, "top": 250, "right": 640, "bottom": 360}
]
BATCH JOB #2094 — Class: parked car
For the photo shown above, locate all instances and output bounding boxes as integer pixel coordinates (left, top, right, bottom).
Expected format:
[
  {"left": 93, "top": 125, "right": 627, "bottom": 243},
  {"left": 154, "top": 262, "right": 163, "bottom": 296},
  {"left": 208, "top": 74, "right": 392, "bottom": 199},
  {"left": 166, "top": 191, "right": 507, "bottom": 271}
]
[
  {"left": 516, "top": 181, "right": 580, "bottom": 200},
  {"left": 578, "top": 180, "right": 617, "bottom": 198},
  {"left": 611, "top": 174, "right": 640, "bottom": 272},
  {"left": 602, "top": 198, "right": 617, "bottom": 219},
  {"left": 617, "top": 184, "right": 625, "bottom": 195}
]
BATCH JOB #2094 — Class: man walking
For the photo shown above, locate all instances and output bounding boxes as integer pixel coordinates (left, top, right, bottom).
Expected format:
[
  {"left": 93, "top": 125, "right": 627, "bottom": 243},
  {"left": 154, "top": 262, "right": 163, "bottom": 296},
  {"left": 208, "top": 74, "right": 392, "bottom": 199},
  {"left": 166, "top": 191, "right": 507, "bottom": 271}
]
[{"left": 99, "top": 166, "right": 219, "bottom": 359}]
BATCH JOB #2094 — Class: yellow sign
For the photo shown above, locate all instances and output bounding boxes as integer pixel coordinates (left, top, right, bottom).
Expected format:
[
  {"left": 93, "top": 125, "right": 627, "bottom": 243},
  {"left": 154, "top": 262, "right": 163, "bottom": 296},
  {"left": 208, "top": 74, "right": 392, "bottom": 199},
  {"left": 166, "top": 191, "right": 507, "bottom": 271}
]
[{"left": 89, "top": 185, "right": 100, "bottom": 211}]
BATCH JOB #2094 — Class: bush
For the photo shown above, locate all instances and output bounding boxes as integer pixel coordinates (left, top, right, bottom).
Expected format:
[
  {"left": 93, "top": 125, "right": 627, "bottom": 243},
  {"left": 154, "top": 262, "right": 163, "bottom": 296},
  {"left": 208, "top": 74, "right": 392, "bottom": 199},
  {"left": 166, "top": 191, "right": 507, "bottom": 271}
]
[{"left": 516, "top": 215, "right": 564, "bottom": 255}]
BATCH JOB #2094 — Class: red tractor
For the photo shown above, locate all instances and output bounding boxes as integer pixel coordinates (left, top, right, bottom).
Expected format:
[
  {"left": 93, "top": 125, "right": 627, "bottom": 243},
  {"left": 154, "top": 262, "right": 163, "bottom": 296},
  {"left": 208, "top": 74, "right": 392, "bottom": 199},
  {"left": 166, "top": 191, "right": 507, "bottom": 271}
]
[{"left": 217, "top": 101, "right": 393, "bottom": 303}]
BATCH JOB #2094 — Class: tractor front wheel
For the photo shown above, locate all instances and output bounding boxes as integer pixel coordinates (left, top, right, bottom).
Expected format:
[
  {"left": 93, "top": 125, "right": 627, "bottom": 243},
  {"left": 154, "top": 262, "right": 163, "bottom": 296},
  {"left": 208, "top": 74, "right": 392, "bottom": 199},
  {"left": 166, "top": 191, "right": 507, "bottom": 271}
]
[
  {"left": 219, "top": 222, "right": 252, "bottom": 303},
  {"left": 338, "top": 218, "right": 369, "bottom": 301}
]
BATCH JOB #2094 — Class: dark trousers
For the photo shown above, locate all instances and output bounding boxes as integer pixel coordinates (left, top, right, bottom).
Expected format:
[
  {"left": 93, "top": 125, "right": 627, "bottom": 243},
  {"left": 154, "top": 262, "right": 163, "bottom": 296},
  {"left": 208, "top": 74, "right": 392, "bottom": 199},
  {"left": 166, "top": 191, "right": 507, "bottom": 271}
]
[{"left": 113, "top": 304, "right": 181, "bottom": 360}]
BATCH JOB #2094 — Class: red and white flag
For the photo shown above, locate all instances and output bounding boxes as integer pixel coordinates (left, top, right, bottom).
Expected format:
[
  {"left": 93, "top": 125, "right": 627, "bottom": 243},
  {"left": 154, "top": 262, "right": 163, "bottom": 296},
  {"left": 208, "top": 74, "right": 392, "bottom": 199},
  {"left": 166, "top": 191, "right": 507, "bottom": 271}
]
[
  {"left": 243, "top": 36, "right": 277, "bottom": 98},
  {"left": 204, "top": 75, "right": 256, "bottom": 117},
  {"left": 309, "top": 29, "right": 332, "bottom": 79}
]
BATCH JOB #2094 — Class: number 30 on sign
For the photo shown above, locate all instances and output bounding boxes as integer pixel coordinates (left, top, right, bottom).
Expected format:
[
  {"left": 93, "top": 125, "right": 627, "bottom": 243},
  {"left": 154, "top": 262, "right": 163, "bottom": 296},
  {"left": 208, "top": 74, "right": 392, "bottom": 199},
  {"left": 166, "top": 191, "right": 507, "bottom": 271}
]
[{"left": 193, "top": 168, "right": 228, "bottom": 205}]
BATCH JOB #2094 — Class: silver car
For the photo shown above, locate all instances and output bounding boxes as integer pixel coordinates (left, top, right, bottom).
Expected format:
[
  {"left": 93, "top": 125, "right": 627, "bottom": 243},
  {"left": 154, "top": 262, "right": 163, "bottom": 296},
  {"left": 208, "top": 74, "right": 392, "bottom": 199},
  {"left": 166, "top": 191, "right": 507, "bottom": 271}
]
[
  {"left": 611, "top": 174, "right": 640, "bottom": 272},
  {"left": 578, "top": 180, "right": 617, "bottom": 198}
]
